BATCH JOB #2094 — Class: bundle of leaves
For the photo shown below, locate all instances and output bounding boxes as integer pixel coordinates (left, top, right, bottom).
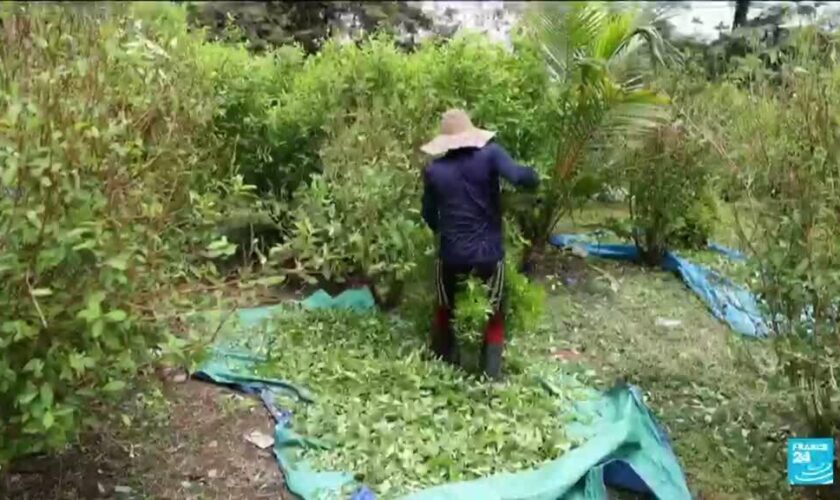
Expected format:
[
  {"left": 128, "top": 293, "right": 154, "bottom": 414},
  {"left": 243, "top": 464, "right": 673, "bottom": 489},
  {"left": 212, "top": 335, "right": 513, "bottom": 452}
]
[
  {"left": 219, "top": 309, "right": 587, "bottom": 498},
  {"left": 399, "top": 218, "right": 544, "bottom": 353},
  {"left": 452, "top": 257, "right": 546, "bottom": 346},
  {"left": 452, "top": 277, "right": 494, "bottom": 343}
]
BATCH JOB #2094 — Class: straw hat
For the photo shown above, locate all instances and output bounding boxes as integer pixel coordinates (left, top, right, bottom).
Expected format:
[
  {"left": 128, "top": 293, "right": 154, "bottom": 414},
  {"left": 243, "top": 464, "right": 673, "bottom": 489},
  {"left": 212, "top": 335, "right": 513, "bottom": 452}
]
[{"left": 420, "top": 109, "right": 496, "bottom": 156}]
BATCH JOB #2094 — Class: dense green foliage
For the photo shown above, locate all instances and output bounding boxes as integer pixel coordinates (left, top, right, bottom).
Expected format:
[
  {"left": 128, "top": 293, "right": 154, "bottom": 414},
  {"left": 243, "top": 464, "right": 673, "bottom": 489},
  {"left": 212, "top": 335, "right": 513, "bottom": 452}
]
[
  {"left": 694, "top": 26, "right": 840, "bottom": 444},
  {"left": 452, "top": 255, "right": 546, "bottom": 346},
  {"left": 261, "top": 32, "right": 558, "bottom": 303},
  {"left": 6, "top": 2, "right": 840, "bottom": 495},
  {"left": 273, "top": 106, "right": 430, "bottom": 306},
  {"left": 198, "top": 42, "right": 303, "bottom": 197},
  {"left": 0, "top": 4, "right": 245, "bottom": 461},
  {"left": 0, "top": 2, "right": 560, "bottom": 462}
]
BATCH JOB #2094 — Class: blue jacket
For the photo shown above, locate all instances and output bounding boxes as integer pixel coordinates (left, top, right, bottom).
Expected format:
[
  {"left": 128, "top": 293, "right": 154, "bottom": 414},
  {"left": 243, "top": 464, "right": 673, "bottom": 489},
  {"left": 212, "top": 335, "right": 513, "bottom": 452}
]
[{"left": 421, "top": 142, "right": 539, "bottom": 266}]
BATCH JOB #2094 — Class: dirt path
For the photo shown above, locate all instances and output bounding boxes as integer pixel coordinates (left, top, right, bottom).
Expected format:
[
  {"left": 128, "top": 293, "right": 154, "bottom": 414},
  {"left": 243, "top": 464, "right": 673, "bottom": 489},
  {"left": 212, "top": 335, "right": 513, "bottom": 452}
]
[{"left": 1, "top": 376, "right": 288, "bottom": 500}]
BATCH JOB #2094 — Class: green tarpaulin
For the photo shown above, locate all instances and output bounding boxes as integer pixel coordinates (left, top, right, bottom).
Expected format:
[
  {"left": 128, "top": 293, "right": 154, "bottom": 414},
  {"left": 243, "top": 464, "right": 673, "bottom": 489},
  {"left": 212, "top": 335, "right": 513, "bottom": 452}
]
[{"left": 193, "top": 288, "right": 691, "bottom": 500}]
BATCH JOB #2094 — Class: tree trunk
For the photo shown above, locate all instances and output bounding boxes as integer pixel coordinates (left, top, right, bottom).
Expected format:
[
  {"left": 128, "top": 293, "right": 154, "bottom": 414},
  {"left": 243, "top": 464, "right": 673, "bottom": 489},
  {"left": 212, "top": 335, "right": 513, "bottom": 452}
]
[
  {"left": 520, "top": 238, "right": 547, "bottom": 277},
  {"left": 733, "top": 0, "right": 750, "bottom": 29}
]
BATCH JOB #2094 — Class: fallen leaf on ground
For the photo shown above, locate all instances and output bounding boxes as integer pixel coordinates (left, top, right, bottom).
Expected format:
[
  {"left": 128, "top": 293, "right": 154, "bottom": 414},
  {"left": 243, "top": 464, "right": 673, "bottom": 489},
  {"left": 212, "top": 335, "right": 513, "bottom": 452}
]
[
  {"left": 655, "top": 317, "right": 683, "bottom": 328},
  {"left": 551, "top": 348, "right": 581, "bottom": 361},
  {"left": 244, "top": 430, "right": 274, "bottom": 449}
]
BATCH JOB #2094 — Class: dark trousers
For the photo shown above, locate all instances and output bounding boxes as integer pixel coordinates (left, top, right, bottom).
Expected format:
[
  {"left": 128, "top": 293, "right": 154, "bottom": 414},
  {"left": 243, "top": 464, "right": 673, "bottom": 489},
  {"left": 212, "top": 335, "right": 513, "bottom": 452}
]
[{"left": 431, "top": 259, "right": 505, "bottom": 361}]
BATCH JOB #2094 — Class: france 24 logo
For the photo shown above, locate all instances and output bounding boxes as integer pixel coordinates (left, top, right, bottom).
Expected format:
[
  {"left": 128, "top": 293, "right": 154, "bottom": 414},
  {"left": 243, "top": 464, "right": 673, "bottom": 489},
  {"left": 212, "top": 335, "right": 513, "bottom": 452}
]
[{"left": 788, "top": 438, "right": 834, "bottom": 486}]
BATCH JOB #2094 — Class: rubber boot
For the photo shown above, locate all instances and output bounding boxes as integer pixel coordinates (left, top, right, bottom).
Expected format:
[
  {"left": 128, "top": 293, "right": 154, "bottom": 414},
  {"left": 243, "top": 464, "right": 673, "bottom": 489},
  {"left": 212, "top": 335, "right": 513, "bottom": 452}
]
[
  {"left": 480, "top": 312, "right": 505, "bottom": 381},
  {"left": 480, "top": 343, "right": 504, "bottom": 381},
  {"left": 431, "top": 334, "right": 460, "bottom": 366},
  {"left": 430, "top": 306, "right": 460, "bottom": 366}
]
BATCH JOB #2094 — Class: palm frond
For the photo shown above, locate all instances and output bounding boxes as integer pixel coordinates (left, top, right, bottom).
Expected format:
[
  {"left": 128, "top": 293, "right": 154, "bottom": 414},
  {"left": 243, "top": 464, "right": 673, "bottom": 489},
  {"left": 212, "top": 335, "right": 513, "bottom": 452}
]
[
  {"left": 593, "top": 9, "right": 637, "bottom": 61},
  {"left": 528, "top": 2, "right": 608, "bottom": 81},
  {"left": 525, "top": 0, "right": 674, "bottom": 196},
  {"left": 601, "top": 95, "right": 670, "bottom": 139}
]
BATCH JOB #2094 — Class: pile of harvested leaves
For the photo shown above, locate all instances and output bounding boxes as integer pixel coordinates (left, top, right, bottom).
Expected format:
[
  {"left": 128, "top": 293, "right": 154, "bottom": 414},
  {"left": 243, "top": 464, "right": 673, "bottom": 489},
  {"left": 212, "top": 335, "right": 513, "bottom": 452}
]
[{"left": 219, "top": 308, "right": 589, "bottom": 498}]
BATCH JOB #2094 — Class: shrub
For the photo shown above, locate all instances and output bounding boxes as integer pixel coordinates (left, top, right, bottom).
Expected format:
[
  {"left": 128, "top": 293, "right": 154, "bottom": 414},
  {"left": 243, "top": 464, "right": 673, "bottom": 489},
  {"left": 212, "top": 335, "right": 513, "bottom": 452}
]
[
  {"left": 622, "top": 121, "right": 718, "bottom": 264},
  {"left": 707, "top": 27, "right": 840, "bottom": 463},
  {"left": 269, "top": 32, "right": 559, "bottom": 305},
  {"left": 674, "top": 186, "right": 720, "bottom": 249},
  {"left": 412, "top": 32, "right": 556, "bottom": 166},
  {"left": 134, "top": 2, "right": 307, "bottom": 201},
  {"left": 0, "top": 4, "right": 238, "bottom": 461},
  {"left": 197, "top": 41, "right": 304, "bottom": 197},
  {"left": 682, "top": 79, "right": 791, "bottom": 202},
  {"left": 270, "top": 31, "right": 556, "bottom": 192},
  {"left": 271, "top": 108, "right": 432, "bottom": 307},
  {"left": 748, "top": 38, "right": 840, "bottom": 443},
  {"left": 258, "top": 36, "right": 417, "bottom": 203}
]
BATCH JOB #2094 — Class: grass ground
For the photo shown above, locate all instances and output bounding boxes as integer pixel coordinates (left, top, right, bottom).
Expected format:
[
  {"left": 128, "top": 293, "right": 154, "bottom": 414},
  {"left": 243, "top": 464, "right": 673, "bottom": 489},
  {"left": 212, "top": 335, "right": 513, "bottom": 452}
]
[
  {"left": 536, "top": 250, "right": 795, "bottom": 499},
  {"left": 0, "top": 203, "right": 804, "bottom": 499},
  {"left": 551, "top": 202, "right": 796, "bottom": 498}
]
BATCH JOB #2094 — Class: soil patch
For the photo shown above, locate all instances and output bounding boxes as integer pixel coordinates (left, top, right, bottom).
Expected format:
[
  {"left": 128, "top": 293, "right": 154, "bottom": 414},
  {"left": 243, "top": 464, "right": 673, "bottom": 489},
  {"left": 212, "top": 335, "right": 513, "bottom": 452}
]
[{"left": 1, "top": 377, "right": 288, "bottom": 500}]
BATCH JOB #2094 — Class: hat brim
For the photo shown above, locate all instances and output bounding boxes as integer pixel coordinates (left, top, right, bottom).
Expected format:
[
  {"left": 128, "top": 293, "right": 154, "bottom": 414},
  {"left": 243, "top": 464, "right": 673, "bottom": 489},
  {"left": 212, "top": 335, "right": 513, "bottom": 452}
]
[{"left": 421, "top": 129, "right": 496, "bottom": 157}]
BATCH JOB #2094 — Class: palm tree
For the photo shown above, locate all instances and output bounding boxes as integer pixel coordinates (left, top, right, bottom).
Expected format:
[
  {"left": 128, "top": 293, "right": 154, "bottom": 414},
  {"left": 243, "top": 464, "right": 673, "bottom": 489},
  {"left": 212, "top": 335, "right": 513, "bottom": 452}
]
[{"left": 516, "top": 1, "right": 675, "bottom": 263}]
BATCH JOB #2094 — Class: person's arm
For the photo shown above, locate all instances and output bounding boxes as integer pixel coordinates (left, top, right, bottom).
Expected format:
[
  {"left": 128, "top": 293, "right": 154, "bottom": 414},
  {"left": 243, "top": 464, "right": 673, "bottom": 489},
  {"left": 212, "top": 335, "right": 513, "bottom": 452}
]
[
  {"left": 421, "top": 169, "right": 439, "bottom": 233},
  {"left": 490, "top": 143, "right": 539, "bottom": 189}
]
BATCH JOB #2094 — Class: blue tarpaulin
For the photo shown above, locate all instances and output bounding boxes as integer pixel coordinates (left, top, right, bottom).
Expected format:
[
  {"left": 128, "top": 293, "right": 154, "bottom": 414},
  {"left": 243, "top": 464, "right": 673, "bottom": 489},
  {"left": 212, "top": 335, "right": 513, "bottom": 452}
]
[
  {"left": 192, "top": 288, "right": 692, "bottom": 500},
  {"left": 708, "top": 242, "right": 747, "bottom": 262},
  {"left": 549, "top": 234, "right": 768, "bottom": 338}
]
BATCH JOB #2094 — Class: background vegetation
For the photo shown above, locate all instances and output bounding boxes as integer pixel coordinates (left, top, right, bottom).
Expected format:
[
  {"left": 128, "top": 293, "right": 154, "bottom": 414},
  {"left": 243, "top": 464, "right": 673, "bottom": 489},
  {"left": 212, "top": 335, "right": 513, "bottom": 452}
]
[{"left": 1, "top": 1, "right": 839, "bottom": 498}]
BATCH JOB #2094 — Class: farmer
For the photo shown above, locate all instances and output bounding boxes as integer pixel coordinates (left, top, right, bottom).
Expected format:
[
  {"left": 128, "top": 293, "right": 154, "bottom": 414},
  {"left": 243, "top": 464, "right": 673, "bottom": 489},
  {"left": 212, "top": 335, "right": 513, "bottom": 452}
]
[{"left": 420, "top": 109, "right": 539, "bottom": 380}]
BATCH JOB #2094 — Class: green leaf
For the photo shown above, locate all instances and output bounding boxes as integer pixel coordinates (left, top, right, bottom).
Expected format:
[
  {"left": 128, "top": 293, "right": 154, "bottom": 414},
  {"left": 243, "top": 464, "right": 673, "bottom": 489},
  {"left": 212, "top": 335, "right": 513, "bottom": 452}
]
[
  {"left": 17, "top": 386, "right": 38, "bottom": 406},
  {"left": 26, "top": 210, "right": 40, "bottom": 227},
  {"left": 53, "top": 406, "right": 74, "bottom": 418},
  {"left": 91, "top": 319, "right": 105, "bottom": 338},
  {"left": 42, "top": 411, "right": 54, "bottom": 430},
  {"left": 105, "top": 254, "right": 130, "bottom": 271},
  {"left": 23, "top": 358, "right": 44, "bottom": 375},
  {"left": 1, "top": 162, "right": 18, "bottom": 185},
  {"left": 78, "top": 292, "right": 106, "bottom": 322},
  {"left": 68, "top": 353, "right": 85, "bottom": 374},
  {"left": 40, "top": 383, "right": 54, "bottom": 407},
  {"left": 30, "top": 288, "right": 53, "bottom": 297},
  {"left": 105, "top": 309, "right": 128, "bottom": 322},
  {"left": 102, "top": 380, "right": 126, "bottom": 393}
]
